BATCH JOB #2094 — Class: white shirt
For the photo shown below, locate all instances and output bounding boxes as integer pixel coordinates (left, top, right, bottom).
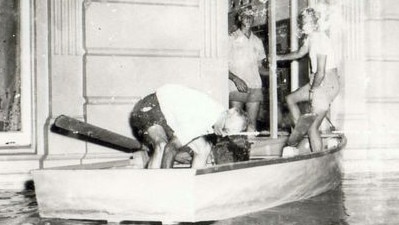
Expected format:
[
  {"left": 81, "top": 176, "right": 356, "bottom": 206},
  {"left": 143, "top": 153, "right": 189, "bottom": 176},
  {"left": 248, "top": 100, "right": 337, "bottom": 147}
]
[
  {"left": 307, "top": 32, "right": 337, "bottom": 73},
  {"left": 156, "top": 84, "right": 225, "bottom": 145},
  {"left": 228, "top": 29, "right": 266, "bottom": 90}
]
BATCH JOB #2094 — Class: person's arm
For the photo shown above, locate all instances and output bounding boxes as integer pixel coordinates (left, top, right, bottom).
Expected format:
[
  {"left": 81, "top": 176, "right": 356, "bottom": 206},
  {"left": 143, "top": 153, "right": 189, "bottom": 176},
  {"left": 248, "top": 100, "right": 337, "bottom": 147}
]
[
  {"left": 256, "top": 38, "right": 268, "bottom": 76},
  {"left": 276, "top": 38, "right": 309, "bottom": 62},
  {"left": 229, "top": 71, "right": 248, "bottom": 92},
  {"left": 309, "top": 53, "right": 327, "bottom": 103},
  {"left": 310, "top": 54, "right": 327, "bottom": 90}
]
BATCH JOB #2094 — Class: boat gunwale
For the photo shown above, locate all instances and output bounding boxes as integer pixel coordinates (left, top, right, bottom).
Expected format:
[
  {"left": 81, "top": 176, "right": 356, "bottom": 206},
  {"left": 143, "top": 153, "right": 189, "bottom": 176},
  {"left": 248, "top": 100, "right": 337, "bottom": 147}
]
[{"left": 195, "top": 134, "right": 347, "bottom": 175}]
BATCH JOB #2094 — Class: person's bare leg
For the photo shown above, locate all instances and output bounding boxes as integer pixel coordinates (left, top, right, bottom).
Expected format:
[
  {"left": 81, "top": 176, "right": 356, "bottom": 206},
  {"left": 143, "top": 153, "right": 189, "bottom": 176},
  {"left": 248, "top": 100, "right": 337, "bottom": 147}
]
[
  {"left": 308, "top": 111, "right": 327, "bottom": 152},
  {"left": 246, "top": 102, "right": 260, "bottom": 131},
  {"left": 161, "top": 136, "right": 182, "bottom": 168},
  {"left": 146, "top": 125, "right": 168, "bottom": 169},
  {"left": 286, "top": 85, "right": 310, "bottom": 125},
  {"left": 230, "top": 101, "right": 244, "bottom": 110},
  {"left": 188, "top": 137, "right": 212, "bottom": 169},
  {"left": 297, "top": 138, "right": 311, "bottom": 154}
]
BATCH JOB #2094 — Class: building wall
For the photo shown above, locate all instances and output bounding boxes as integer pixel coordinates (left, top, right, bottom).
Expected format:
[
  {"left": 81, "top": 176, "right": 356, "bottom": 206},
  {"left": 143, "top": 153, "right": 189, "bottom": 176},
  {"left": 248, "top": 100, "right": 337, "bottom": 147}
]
[
  {"left": 364, "top": 0, "right": 399, "bottom": 147},
  {"left": 333, "top": 0, "right": 399, "bottom": 173},
  {"left": 45, "top": 0, "right": 229, "bottom": 166}
]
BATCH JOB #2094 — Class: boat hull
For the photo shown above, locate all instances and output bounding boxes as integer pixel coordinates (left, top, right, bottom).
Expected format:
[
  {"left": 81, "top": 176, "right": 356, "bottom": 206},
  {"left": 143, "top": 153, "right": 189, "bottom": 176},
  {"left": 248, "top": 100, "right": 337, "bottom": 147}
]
[{"left": 32, "top": 135, "right": 346, "bottom": 223}]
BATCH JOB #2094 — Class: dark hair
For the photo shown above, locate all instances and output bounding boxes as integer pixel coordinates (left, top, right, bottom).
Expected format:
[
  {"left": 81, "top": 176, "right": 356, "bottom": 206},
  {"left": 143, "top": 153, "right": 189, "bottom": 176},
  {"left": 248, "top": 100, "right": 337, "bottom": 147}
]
[{"left": 235, "top": 6, "right": 255, "bottom": 28}]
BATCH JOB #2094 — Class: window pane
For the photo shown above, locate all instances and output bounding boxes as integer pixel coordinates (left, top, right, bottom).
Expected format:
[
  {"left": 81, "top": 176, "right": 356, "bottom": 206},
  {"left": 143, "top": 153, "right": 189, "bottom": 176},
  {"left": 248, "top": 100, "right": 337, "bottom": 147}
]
[
  {"left": 0, "top": 0, "right": 31, "bottom": 148},
  {"left": 0, "top": 0, "right": 20, "bottom": 132}
]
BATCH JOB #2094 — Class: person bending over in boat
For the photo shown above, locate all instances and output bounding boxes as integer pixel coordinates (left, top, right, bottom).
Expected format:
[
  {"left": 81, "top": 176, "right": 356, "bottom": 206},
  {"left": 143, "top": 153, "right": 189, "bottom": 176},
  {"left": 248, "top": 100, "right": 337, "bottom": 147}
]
[
  {"left": 129, "top": 84, "right": 248, "bottom": 169},
  {"left": 275, "top": 8, "right": 340, "bottom": 152}
]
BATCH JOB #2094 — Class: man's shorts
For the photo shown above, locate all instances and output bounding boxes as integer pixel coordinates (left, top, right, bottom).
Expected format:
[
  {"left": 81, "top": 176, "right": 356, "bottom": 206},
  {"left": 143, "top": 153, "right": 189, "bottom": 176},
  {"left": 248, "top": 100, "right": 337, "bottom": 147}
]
[
  {"left": 229, "top": 88, "right": 264, "bottom": 102},
  {"left": 129, "top": 93, "right": 174, "bottom": 145}
]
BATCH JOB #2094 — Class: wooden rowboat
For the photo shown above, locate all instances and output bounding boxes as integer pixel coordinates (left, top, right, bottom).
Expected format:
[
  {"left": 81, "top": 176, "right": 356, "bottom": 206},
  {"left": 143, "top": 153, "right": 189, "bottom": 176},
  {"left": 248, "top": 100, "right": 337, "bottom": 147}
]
[{"left": 32, "top": 132, "right": 346, "bottom": 224}]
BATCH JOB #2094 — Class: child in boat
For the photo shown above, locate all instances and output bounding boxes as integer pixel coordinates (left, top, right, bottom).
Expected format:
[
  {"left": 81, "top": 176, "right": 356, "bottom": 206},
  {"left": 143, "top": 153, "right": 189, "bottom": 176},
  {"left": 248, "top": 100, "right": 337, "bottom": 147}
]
[
  {"left": 276, "top": 8, "right": 340, "bottom": 152},
  {"left": 129, "top": 84, "right": 248, "bottom": 169}
]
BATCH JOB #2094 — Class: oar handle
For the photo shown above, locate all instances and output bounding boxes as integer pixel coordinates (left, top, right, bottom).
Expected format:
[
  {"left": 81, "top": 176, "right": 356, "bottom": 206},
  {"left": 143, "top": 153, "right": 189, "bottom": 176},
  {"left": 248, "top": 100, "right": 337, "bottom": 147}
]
[{"left": 53, "top": 115, "right": 143, "bottom": 152}]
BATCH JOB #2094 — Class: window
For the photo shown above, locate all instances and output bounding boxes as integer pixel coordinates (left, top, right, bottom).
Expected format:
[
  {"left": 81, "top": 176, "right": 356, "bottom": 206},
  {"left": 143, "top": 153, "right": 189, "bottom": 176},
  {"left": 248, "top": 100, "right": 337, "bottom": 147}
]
[{"left": 0, "top": 0, "right": 32, "bottom": 147}]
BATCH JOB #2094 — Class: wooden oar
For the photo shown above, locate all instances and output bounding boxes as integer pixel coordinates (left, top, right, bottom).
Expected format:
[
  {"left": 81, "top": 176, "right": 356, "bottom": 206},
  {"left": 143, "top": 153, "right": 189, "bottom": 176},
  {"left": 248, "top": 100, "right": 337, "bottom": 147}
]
[{"left": 52, "top": 115, "right": 143, "bottom": 152}]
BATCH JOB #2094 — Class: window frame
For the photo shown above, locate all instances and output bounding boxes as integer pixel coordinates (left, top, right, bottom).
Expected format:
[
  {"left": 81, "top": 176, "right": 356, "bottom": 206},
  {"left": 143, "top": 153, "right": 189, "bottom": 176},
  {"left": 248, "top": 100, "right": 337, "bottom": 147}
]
[{"left": 0, "top": 0, "right": 33, "bottom": 150}]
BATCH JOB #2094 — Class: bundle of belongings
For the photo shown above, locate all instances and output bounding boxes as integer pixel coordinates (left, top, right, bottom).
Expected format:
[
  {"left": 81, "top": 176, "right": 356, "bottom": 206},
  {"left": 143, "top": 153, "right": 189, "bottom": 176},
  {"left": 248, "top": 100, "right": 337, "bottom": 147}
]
[{"left": 174, "top": 135, "right": 252, "bottom": 166}]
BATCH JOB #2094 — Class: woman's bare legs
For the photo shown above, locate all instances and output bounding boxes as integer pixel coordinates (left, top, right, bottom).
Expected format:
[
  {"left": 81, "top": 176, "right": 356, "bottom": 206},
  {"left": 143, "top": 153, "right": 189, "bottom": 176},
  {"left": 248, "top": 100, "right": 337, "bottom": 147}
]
[
  {"left": 246, "top": 102, "right": 260, "bottom": 131},
  {"left": 230, "top": 101, "right": 244, "bottom": 112},
  {"left": 230, "top": 101, "right": 259, "bottom": 131},
  {"left": 286, "top": 84, "right": 328, "bottom": 152},
  {"left": 308, "top": 110, "right": 327, "bottom": 152},
  {"left": 285, "top": 84, "right": 311, "bottom": 125}
]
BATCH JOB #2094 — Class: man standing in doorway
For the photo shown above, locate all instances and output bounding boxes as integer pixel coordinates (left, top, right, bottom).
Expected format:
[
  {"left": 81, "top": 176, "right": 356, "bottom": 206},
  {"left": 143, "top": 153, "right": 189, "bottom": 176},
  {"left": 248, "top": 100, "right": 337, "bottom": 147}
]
[{"left": 228, "top": 7, "right": 267, "bottom": 132}]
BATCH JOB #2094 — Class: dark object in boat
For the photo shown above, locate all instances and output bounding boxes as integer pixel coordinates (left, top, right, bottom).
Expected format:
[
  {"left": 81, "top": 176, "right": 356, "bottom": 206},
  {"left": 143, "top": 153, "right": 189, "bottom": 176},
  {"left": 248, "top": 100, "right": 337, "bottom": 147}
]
[
  {"left": 212, "top": 135, "right": 251, "bottom": 164},
  {"left": 51, "top": 115, "right": 143, "bottom": 152}
]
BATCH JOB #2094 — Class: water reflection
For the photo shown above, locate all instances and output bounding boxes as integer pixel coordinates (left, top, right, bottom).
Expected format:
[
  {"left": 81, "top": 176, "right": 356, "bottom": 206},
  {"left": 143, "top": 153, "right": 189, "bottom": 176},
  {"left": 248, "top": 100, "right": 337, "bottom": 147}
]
[{"left": 1, "top": 172, "right": 399, "bottom": 225}]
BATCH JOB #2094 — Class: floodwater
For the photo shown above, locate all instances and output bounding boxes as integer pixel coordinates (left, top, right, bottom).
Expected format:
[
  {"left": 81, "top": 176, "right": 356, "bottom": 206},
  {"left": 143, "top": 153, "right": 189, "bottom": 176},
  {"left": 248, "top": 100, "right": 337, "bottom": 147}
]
[{"left": 1, "top": 172, "right": 399, "bottom": 225}]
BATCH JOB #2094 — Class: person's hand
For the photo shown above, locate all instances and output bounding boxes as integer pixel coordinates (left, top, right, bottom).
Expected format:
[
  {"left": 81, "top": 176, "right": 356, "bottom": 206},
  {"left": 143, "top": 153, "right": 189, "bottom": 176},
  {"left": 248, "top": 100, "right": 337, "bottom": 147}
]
[
  {"left": 233, "top": 77, "right": 248, "bottom": 93},
  {"left": 213, "top": 124, "right": 227, "bottom": 137}
]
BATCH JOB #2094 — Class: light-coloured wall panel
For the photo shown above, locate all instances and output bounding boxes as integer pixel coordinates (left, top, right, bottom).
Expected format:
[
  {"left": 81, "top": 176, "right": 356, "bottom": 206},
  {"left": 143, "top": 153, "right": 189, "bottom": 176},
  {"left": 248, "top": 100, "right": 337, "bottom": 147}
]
[
  {"left": 380, "top": 0, "right": 399, "bottom": 18},
  {"left": 366, "top": 0, "right": 399, "bottom": 19},
  {"left": 86, "top": 103, "right": 137, "bottom": 138},
  {"left": 365, "top": 61, "right": 399, "bottom": 100},
  {"left": 366, "top": 20, "right": 399, "bottom": 60},
  {"left": 85, "top": 0, "right": 201, "bottom": 52},
  {"left": 51, "top": 56, "right": 85, "bottom": 116},
  {"left": 85, "top": 56, "right": 201, "bottom": 97},
  {"left": 366, "top": 103, "right": 399, "bottom": 148},
  {"left": 85, "top": 103, "right": 138, "bottom": 155},
  {"left": 84, "top": 0, "right": 228, "bottom": 102}
]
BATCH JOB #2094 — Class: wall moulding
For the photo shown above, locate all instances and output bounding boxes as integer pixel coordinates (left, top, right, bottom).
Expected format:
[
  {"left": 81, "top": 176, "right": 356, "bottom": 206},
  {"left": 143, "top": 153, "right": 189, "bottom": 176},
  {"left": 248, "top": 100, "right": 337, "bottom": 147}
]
[
  {"left": 84, "top": 1, "right": 201, "bottom": 52},
  {"left": 366, "top": 97, "right": 399, "bottom": 104},
  {"left": 86, "top": 47, "right": 200, "bottom": 58},
  {"left": 366, "top": 17, "right": 399, "bottom": 21},
  {"left": 51, "top": 0, "right": 84, "bottom": 56},
  {"left": 200, "top": 0, "right": 222, "bottom": 58},
  {"left": 365, "top": 57, "right": 399, "bottom": 62},
  {"left": 84, "top": 0, "right": 199, "bottom": 8},
  {"left": 85, "top": 96, "right": 141, "bottom": 105}
]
